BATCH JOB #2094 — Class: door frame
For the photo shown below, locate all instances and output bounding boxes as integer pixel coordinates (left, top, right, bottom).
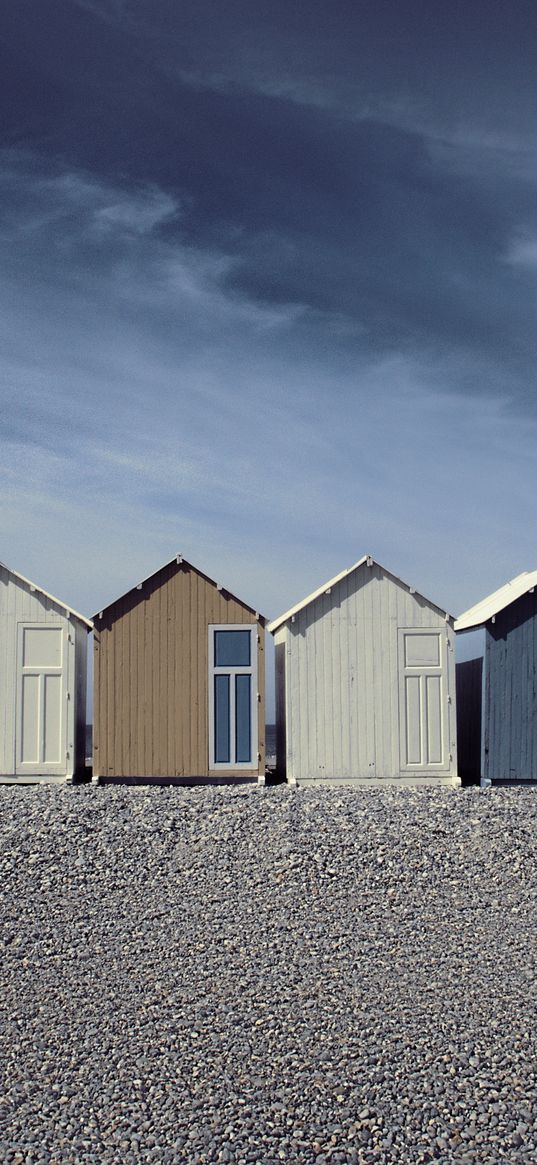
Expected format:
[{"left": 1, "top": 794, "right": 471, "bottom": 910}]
[
  {"left": 208, "top": 624, "right": 258, "bottom": 771},
  {"left": 15, "top": 621, "right": 69, "bottom": 776},
  {"left": 398, "top": 627, "right": 451, "bottom": 773}
]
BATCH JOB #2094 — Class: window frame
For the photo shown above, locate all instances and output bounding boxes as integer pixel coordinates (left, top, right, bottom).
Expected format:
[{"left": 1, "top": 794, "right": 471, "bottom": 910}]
[{"left": 208, "top": 624, "right": 258, "bottom": 770}]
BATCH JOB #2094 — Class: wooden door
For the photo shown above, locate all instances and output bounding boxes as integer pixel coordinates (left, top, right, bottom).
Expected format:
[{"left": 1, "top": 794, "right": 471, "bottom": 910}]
[
  {"left": 398, "top": 628, "right": 450, "bottom": 772},
  {"left": 16, "top": 623, "right": 68, "bottom": 776}
]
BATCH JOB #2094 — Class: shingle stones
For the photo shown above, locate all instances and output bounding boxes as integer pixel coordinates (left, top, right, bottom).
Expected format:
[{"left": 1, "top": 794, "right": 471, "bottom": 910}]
[{"left": 0, "top": 784, "right": 535, "bottom": 1164}]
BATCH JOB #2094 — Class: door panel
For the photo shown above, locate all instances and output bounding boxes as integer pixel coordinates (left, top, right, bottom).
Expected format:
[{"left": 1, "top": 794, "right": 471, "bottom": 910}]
[
  {"left": 426, "top": 675, "right": 443, "bottom": 764},
  {"left": 43, "top": 674, "right": 62, "bottom": 763},
  {"left": 23, "top": 627, "right": 62, "bottom": 668},
  {"left": 404, "top": 675, "right": 422, "bottom": 764},
  {"left": 404, "top": 633, "right": 440, "bottom": 668},
  {"left": 21, "top": 674, "right": 40, "bottom": 764}
]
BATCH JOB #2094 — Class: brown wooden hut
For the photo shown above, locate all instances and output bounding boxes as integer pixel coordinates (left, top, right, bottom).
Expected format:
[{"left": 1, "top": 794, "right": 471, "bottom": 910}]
[{"left": 93, "top": 554, "right": 265, "bottom": 783}]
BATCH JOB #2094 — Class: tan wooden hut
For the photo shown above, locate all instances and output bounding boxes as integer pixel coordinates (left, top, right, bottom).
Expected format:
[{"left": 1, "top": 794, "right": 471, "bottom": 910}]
[{"left": 92, "top": 554, "right": 265, "bottom": 783}]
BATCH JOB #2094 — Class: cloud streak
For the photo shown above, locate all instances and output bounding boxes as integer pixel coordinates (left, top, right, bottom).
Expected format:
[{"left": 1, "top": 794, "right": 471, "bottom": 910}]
[{"left": 2, "top": 3, "right": 537, "bottom": 697}]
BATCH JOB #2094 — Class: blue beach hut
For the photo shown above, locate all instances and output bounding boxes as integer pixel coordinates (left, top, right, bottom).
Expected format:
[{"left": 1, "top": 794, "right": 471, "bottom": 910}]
[{"left": 455, "top": 571, "right": 537, "bottom": 785}]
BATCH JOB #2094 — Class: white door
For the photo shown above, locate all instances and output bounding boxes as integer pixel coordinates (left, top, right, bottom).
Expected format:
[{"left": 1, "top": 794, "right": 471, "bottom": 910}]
[
  {"left": 398, "top": 628, "right": 450, "bottom": 772},
  {"left": 16, "top": 623, "right": 68, "bottom": 776}
]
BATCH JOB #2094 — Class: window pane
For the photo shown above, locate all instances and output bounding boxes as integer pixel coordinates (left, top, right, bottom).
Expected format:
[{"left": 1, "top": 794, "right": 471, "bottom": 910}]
[
  {"left": 235, "top": 674, "right": 251, "bottom": 763},
  {"left": 214, "top": 675, "right": 230, "bottom": 763},
  {"left": 214, "top": 629, "right": 251, "bottom": 667}
]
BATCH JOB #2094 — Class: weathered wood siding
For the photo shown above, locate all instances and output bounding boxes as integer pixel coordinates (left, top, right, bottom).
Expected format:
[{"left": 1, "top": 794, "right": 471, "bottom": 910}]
[
  {"left": 456, "top": 657, "right": 483, "bottom": 784},
  {"left": 484, "top": 590, "right": 537, "bottom": 781},
  {"left": 93, "top": 561, "right": 265, "bottom": 779},
  {"left": 275, "top": 562, "right": 457, "bottom": 783},
  {"left": 0, "top": 564, "right": 87, "bottom": 779}
]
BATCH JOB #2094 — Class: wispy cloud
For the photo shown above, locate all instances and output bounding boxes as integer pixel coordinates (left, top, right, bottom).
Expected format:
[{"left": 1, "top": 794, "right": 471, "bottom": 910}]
[
  {"left": 71, "top": 0, "right": 132, "bottom": 26},
  {"left": 506, "top": 234, "right": 537, "bottom": 267},
  {"left": 3, "top": 3, "right": 537, "bottom": 674}
]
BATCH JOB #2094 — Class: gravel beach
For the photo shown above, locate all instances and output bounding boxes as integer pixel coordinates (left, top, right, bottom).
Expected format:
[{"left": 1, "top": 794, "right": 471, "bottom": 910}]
[{"left": 0, "top": 784, "right": 535, "bottom": 1165}]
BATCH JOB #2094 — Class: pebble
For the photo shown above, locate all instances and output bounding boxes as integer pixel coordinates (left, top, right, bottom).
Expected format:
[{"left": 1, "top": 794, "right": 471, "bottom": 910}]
[{"left": 0, "top": 783, "right": 535, "bottom": 1164}]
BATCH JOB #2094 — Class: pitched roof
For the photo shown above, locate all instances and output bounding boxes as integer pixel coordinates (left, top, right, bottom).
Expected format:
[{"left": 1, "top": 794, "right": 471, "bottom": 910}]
[
  {"left": 455, "top": 570, "right": 537, "bottom": 631},
  {"left": 93, "top": 553, "right": 265, "bottom": 623},
  {"left": 0, "top": 561, "right": 93, "bottom": 628},
  {"left": 268, "top": 554, "right": 453, "bottom": 634}
]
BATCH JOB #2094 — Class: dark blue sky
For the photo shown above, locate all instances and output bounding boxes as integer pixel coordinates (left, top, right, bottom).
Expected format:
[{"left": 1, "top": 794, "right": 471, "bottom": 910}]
[{"left": 2, "top": 0, "right": 537, "bottom": 631}]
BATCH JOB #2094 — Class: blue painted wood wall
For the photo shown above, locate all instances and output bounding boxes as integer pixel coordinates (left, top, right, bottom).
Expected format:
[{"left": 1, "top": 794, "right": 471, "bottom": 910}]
[{"left": 485, "top": 590, "right": 537, "bottom": 781}]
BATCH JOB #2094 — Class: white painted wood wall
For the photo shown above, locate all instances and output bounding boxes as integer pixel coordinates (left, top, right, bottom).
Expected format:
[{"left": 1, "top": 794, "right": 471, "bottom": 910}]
[
  {"left": 0, "top": 565, "right": 88, "bottom": 781},
  {"left": 273, "top": 562, "right": 458, "bottom": 784}
]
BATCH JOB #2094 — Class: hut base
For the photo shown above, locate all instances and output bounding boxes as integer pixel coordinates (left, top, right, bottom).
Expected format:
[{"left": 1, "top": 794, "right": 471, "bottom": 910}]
[
  {"left": 286, "top": 775, "right": 461, "bottom": 788},
  {"left": 92, "top": 773, "right": 261, "bottom": 787},
  {"left": 0, "top": 774, "right": 73, "bottom": 785}
]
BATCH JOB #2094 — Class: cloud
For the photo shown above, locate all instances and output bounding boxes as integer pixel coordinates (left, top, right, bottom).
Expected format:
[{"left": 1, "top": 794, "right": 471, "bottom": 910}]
[
  {"left": 72, "top": 0, "right": 130, "bottom": 19},
  {"left": 3, "top": 4, "right": 537, "bottom": 394},
  {"left": 506, "top": 235, "right": 537, "bottom": 268},
  {"left": 3, "top": 2, "right": 537, "bottom": 663}
]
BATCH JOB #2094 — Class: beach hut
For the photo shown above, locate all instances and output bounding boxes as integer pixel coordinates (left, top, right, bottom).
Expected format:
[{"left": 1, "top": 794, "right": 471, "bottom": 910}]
[
  {"left": 268, "top": 554, "right": 459, "bottom": 786},
  {"left": 92, "top": 554, "right": 265, "bottom": 783},
  {"left": 455, "top": 570, "right": 537, "bottom": 785},
  {"left": 0, "top": 561, "right": 92, "bottom": 783}
]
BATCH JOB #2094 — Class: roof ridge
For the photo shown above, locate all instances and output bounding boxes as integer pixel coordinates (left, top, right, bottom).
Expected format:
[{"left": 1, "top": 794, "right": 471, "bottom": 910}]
[
  {"left": 455, "top": 569, "right": 537, "bottom": 631},
  {"left": 93, "top": 553, "right": 266, "bottom": 623},
  {"left": 268, "top": 554, "right": 453, "bottom": 633}
]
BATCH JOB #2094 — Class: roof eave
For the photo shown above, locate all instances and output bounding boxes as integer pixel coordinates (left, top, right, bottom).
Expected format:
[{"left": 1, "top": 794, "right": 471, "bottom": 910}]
[
  {"left": 455, "top": 569, "right": 537, "bottom": 632},
  {"left": 0, "top": 561, "right": 93, "bottom": 629},
  {"left": 268, "top": 554, "right": 454, "bottom": 634},
  {"left": 93, "top": 554, "right": 266, "bottom": 624}
]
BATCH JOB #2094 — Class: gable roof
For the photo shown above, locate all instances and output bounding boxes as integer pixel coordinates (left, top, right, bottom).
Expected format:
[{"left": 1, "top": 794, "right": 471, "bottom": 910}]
[
  {"left": 0, "top": 561, "right": 93, "bottom": 629},
  {"left": 268, "top": 554, "right": 453, "bottom": 634},
  {"left": 93, "top": 553, "right": 266, "bottom": 623},
  {"left": 455, "top": 570, "right": 537, "bottom": 632}
]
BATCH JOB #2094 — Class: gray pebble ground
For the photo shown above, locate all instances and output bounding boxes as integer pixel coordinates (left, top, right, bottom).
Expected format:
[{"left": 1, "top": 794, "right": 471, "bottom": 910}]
[{"left": 0, "top": 784, "right": 535, "bottom": 1165}]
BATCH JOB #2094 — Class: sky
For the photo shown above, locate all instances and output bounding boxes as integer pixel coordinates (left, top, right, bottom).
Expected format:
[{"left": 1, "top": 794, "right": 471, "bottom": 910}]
[{"left": 2, "top": 0, "right": 537, "bottom": 691}]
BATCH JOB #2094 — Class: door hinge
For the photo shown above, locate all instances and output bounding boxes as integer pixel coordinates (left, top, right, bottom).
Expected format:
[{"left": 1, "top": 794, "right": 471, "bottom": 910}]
[{"left": 447, "top": 694, "right": 452, "bottom": 704}]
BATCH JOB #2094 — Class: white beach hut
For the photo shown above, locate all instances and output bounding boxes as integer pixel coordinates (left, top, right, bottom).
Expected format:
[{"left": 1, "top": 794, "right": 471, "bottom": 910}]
[
  {"left": 0, "top": 561, "right": 92, "bottom": 783},
  {"left": 269, "top": 554, "right": 459, "bottom": 786}
]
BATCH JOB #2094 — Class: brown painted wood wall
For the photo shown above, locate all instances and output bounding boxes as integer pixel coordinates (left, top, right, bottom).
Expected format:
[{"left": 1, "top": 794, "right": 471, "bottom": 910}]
[{"left": 93, "top": 561, "right": 265, "bottom": 779}]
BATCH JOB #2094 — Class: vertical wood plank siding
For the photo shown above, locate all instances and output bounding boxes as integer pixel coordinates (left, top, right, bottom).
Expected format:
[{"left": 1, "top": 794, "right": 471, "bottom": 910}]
[
  {"left": 277, "top": 562, "right": 457, "bottom": 783},
  {"left": 0, "top": 564, "right": 88, "bottom": 778},
  {"left": 484, "top": 590, "right": 537, "bottom": 781},
  {"left": 456, "top": 658, "right": 483, "bottom": 784},
  {"left": 93, "top": 562, "right": 265, "bottom": 779}
]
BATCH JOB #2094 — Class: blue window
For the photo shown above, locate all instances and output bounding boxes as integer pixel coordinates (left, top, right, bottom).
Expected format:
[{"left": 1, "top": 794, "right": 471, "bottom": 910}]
[
  {"left": 209, "top": 626, "right": 257, "bottom": 768},
  {"left": 235, "top": 675, "right": 251, "bottom": 763},
  {"left": 214, "top": 630, "right": 251, "bottom": 667},
  {"left": 214, "top": 675, "right": 230, "bottom": 763}
]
